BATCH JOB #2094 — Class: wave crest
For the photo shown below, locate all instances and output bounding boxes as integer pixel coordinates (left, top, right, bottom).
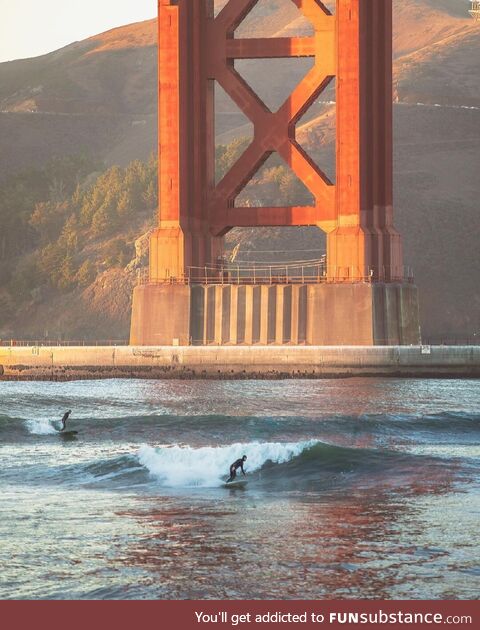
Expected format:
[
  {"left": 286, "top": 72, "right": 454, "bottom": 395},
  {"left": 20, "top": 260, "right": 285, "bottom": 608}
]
[
  {"left": 138, "top": 441, "right": 317, "bottom": 488},
  {"left": 26, "top": 419, "right": 59, "bottom": 435}
]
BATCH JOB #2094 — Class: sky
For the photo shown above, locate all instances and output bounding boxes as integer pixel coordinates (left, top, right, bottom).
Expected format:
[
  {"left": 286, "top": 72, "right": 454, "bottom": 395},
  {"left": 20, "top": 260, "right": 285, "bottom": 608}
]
[{"left": 0, "top": 0, "right": 157, "bottom": 63}]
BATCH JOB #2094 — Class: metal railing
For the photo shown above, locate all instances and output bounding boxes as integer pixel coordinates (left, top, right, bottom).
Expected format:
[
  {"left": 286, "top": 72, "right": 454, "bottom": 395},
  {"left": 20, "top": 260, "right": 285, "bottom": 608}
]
[
  {"left": 0, "top": 339, "right": 128, "bottom": 347},
  {"left": 2, "top": 338, "right": 478, "bottom": 348},
  {"left": 422, "top": 337, "right": 480, "bottom": 346},
  {"left": 138, "top": 260, "right": 415, "bottom": 286}
]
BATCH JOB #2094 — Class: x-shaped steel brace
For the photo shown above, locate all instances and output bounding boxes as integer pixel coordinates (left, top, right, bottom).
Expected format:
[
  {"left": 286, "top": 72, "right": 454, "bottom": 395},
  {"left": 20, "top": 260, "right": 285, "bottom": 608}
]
[{"left": 206, "top": 0, "right": 336, "bottom": 236}]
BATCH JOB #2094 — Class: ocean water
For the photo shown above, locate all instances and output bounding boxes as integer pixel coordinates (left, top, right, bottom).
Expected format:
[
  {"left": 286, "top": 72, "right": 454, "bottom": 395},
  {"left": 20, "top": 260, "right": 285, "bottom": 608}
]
[{"left": 0, "top": 378, "right": 479, "bottom": 600}]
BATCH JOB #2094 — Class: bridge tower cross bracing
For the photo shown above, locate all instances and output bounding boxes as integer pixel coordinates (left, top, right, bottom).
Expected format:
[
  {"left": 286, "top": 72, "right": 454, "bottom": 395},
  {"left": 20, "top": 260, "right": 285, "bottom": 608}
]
[{"left": 130, "top": 0, "right": 421, "bottom": 346}]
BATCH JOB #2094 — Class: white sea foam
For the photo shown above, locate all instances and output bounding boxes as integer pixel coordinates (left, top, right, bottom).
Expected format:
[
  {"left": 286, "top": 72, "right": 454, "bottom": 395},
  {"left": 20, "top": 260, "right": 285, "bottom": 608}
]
[
  {"left": 138, "top": 440, "right": 318, "bottom": 487},
  {"left": 25, "top": 419, "right": 59, "bottom": 435}
]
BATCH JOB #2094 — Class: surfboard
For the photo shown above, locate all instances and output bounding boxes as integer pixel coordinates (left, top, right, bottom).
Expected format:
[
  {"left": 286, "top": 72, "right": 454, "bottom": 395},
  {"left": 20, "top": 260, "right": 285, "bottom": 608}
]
[
  {"left": 224, "top": 479, "right": 248, "bottom": 488},
  {"left": 58, "top": 430, "right": 78, "bottom": 437}
]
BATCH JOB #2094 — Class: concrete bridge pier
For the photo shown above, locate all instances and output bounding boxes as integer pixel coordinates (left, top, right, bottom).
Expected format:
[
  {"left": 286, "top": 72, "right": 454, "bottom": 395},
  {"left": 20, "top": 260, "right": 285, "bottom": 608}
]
[{"left": 130, "top": 282, "right": 420, "bottom": 346}]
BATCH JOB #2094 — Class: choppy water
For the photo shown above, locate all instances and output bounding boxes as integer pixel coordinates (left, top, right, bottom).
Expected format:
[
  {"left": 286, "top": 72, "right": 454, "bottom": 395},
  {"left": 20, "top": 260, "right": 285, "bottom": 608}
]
[{"left": 0, "top": 378, "right": 479, "bottom": 600}]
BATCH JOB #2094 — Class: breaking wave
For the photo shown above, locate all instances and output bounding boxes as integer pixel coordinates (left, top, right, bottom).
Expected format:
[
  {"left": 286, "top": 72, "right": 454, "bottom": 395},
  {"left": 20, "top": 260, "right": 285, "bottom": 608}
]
[
  {"left": 138, "top": 440, "right": 317, "bottom": 487},
  {"left": 25, "top": 419, "right": 59, "bottom": 435}
]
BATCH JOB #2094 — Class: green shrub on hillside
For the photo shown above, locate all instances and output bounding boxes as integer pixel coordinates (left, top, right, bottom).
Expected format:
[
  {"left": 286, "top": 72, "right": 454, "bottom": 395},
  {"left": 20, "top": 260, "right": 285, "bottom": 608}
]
[
  {"left": 0, "top": 154, "right": 99, "bottom": 261},
  {"left": 215, "top": 137, "right": 313, "bottom": 207},
  {"left": 76, "top": 260, "right": 96, "bottom": 288},
  {"left": 1, "top": 154, "right": 159, "bottom": 299},
  {"left": 0, "top": 291, "right": 13, "bottom": 326},
  {"left": 104, "top": 238, "right": 132, "bottom": 268},
  {"left": 0, "top": 140, "right": 311, "bottom": 324},
  {"left": 215, "top": 137, "right": 251, "bottom": 181},
  {"left": 76, "top": 156, "right": 157, "bottom": 236},
  {"left": 30, "top": 200, "right": 70, "bottom": 245},
  {"left": 8, "top": 255, "right": 42, "bottom": 302}
]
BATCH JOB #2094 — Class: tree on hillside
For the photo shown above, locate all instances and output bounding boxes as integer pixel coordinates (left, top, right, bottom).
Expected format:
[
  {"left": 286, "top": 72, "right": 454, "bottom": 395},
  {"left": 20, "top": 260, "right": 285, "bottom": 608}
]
[
  {"left": 29, "top": 201, "right": 70, "bottom": 245},
  {"left": 216, "top": 137, "right": 251, "bottom": 182},
  {"left": 76, "top": 260, "right": 96, "bottom": 288}
]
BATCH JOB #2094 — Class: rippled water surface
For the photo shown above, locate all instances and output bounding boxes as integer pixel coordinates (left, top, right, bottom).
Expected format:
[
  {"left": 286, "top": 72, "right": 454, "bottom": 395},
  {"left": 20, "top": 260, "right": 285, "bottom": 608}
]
[{"left": 0, "top": 378, "right": 479, "bottom": 599}]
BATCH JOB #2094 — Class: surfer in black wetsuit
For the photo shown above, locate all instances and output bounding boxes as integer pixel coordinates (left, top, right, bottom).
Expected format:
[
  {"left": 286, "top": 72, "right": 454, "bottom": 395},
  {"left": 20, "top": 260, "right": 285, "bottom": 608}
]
[
  {"left": 227, "top": 455, "right": 247, "bottom": 483},
  {"left": 59, "top": 410, "right": 72, "bottom": 432}
]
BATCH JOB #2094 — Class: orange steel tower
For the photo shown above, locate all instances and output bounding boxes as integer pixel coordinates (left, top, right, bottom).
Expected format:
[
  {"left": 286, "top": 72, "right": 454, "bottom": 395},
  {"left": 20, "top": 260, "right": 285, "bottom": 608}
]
[{"left": 130, "top": 0, "right": 421, "bottom": 346}]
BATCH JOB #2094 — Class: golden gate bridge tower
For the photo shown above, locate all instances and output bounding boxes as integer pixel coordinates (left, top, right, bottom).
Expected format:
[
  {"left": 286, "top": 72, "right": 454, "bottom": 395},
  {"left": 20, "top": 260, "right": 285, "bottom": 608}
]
[{"left": 130, "top": 0, "right": 421, "bottom": 346}]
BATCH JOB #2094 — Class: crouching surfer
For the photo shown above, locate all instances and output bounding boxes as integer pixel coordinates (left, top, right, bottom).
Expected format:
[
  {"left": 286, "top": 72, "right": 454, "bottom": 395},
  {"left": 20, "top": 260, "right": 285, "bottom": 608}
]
[
  {"left": 59, "top": 410, "right": 72, "bottom": 432},
  {"left": 227, "top": 455, "right": 247, "bottom": 483}
]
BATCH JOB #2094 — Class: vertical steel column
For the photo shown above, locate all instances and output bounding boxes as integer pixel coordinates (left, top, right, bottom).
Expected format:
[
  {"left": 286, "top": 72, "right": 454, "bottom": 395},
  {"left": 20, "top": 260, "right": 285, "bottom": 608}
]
[
  {"left": 149, "top": 0, "right": 221, "bottom": 282},
  {"left": 328, "top": 0, "right": 403, "bottom": 281}
]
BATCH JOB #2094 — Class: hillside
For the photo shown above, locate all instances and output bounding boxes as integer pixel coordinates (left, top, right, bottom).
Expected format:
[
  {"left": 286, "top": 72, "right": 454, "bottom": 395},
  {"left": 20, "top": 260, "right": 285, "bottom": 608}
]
[
  {"left": 393, "top": 0, "right": 474, "bottom": 57},
  {"left": 0, "top": 1, "right": 477, "bottom": 178},
  {"left": 394, "top": 27, "right": 480, "bottom": 106},
  {"left": 0, "top": 0, "right": 479, "bottom": 341}
]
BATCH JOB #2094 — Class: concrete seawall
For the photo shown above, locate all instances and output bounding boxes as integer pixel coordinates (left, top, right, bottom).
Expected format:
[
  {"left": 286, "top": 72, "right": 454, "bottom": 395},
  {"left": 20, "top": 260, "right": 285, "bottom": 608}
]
[{"left": 1, "top": 346, "right": 479, "bottom": 380}]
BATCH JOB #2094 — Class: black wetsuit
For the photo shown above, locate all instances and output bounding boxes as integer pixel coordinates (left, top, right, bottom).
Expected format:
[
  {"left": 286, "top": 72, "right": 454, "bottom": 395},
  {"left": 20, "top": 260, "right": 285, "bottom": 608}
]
[
  {"left": 227, "top": 458, "right": 246, "bottom": 483},
  {"left": 60, "top": 411, "right": 71, "bottom": 432}
]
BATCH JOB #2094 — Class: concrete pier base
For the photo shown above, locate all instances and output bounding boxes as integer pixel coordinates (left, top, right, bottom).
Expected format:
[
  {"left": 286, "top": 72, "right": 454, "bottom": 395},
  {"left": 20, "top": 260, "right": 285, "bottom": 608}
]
[
  {"left": 130, "top": 282, "right": 421, "bottom": 346},
  {"left": 307, "top": 283, "right": 421, "bottom": 345},
  {"left": 130, "top": 284, "right": 191, "bottom": 346}
]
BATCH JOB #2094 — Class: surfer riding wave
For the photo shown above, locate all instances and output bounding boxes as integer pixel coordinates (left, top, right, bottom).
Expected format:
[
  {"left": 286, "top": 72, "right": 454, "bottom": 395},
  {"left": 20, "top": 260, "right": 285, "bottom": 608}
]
[
  {"left": 227, "top": 455, "right": 247, "bottom": 483},
  {"left": 59, "top": 410, "right": 72, "bottom": 432}
]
